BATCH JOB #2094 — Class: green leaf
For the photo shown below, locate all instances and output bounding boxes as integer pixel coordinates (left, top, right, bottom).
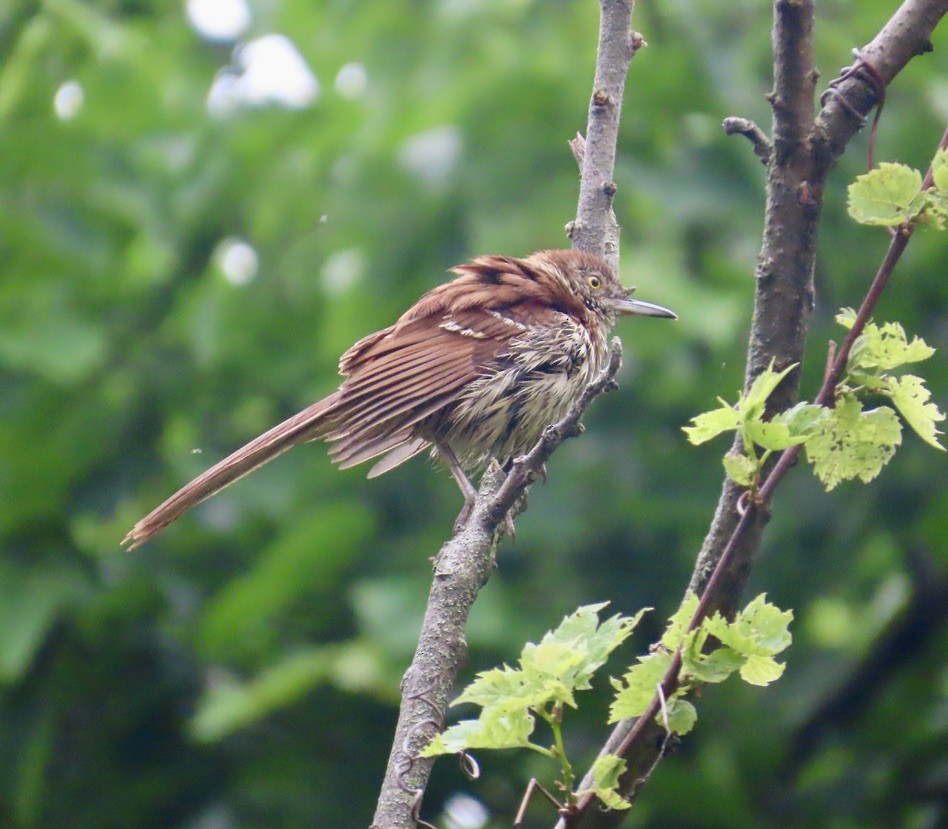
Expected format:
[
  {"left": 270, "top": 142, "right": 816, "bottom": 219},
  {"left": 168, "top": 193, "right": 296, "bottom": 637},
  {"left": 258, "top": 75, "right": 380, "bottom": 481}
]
[
  {"left": 683, "top": 404, "right": 741, "bottom": 444},
  {"left": 580, "top": 755, "right": 631, "bottom": 811},
  {"left": 421, "top": 708, "right": 536, "bottom": 756},
  {"left": 683, "top": 646, "right": 746, "bottom": 684},
  {"left": 932, "top": 148, "right": 948, "bottom": 192},
  {"left": 741, "top": 362, "right": 797, "bottom": 419},
  {"left": 661, "top": 593, "right": 700, "bottom": 650},
  {"left": 454, "top": 665, "right": 553, "bottom": 712},
  {"left": 455, "top": 603, "right": 648, "bottom": 714},
  {"left": 806, "top": 396, "right": 903, "bottom": 490},
  {"left": 745, "top": 419, "right": 805, "bottom": 451},
  {"left": 723, "top": 450, "right": 757, "bottom": 486},
  {"left": 739, "top": 654, "right": 786, "bottom": 686},
  {"left": 835, "top": 308, "right": 858, "bottom": 329},
  {"left": 926, "top": 189, "right": 947, "bottom": 230},
  {"left": 879, "top": 374, "right": 945, "bottom": 450},
  {"left": 702, "top": 594, "right": 793, "bottom": 658},
  {"left": 777, "top": 402, "right": 829, "bottom": 438},
  {"left": 845, "top": 319, "right": 935, "bottom": 372},
  {"left": 534, "top": 603, "right": 649, "bottom": 692},
  {"left": 609, "top": 651, "right": 673, "bottom": 722},
  {"left": 847, "top": 163, "right": 924, "bottom": 225},
  {"left": 662, "top": 697, "right": 698, "bottom": 735}
]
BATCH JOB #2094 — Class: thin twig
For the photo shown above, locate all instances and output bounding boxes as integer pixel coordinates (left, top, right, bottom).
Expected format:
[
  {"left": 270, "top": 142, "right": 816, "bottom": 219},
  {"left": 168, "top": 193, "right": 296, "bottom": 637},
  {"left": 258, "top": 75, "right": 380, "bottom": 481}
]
[
  {"left": 559, "top": 3, "right": 946, "bottom": 827},
  {"left": 570, "top": 0, "right": 644, "bottom": 272},
  {"left": 569, "top": 132, "right": 586, "bottom": 167},
  {"left": 722, "top": 116, "right": 773, "bottom": 165},
  {"left": 372, "top": 3, "right": 643, "bottom": 825},
  {"left": 516, "top": 778, "right": 566, "bottom": 826}
]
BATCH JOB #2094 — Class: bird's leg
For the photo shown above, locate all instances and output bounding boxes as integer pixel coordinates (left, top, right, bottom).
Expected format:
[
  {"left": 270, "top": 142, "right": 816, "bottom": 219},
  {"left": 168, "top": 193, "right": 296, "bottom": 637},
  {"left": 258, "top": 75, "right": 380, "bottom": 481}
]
[
  {"left": 437, "top": 443, "right": 479, "bottom": 532},
  {"left": 487, "top": 459, "right": 517, "bottom": 538},
  {"left": 439, "top": 444, "right": 515, "bottom": 537}
]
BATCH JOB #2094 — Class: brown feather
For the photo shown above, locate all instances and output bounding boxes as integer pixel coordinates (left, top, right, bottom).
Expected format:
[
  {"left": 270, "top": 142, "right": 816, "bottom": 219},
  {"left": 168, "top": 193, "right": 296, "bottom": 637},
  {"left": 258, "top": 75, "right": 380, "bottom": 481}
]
[
  {"left": 123, "top": 392, "right": 341, "bottom": 549},
  {"left": 124, "top": 249, "right": 674, "bottom": 548}
]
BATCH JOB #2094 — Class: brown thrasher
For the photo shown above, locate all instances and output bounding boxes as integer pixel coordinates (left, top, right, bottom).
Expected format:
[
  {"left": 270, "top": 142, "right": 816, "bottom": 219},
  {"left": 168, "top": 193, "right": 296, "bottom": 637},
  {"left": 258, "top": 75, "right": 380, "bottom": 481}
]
[{"left": 123, "top": 249, "right": 676, "bottom": 549}]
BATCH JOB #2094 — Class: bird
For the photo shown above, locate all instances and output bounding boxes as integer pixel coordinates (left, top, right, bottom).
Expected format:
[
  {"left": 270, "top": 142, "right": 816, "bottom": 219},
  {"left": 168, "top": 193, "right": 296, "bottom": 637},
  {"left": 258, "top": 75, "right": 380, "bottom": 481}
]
[{"left": 123, "top": 249, "right": 676, "bottom": 549}]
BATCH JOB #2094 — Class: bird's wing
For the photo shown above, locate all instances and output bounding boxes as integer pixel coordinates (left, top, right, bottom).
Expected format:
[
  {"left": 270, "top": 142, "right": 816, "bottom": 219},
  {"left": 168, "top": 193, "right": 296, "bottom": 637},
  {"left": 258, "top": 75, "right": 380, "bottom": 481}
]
[{"left": 325, "top": 302, "right": 559, "bottom": 469}]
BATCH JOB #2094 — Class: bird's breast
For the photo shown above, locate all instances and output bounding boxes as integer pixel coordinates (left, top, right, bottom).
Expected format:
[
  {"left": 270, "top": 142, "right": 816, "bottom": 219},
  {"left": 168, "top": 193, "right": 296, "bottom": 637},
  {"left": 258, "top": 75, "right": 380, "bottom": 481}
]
[{"left": 426, "top": 312, "right": 608, "bottom": 466}]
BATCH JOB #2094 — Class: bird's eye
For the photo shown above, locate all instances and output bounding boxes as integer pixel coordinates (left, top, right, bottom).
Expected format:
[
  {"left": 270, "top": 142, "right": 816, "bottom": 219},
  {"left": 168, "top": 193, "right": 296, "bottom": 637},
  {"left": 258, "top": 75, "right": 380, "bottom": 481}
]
[{"left": 587, "top": 275, "right": 602, "bottom": 290}]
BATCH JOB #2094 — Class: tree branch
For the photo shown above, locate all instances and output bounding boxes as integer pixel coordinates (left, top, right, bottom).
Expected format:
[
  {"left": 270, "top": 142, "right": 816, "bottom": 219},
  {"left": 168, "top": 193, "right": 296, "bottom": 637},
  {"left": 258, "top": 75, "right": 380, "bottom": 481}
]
[
  {"left": 372, "top": 2, "right": 643, "bottom": 824},
  {"left": 722, "top": 116, "right": 773, "bottom": 165},
  {"left": 559, "top": 1, "right": 946, "bottom": 826},
  {"left": 814, "top": 0, "right": 947, "bottom": 175},
  {"left": 569, "top": 0, "right": 644, "bottom": 272},
  {"left": 371, "top": 343, "right": 625, "bottom": 829}
]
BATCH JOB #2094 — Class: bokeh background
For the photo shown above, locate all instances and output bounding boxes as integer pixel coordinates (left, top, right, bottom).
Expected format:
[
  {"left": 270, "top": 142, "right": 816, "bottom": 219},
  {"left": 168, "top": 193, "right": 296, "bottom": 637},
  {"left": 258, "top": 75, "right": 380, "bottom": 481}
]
[{"left": 1, "top": 1, "right": 945, "bottom": 827}]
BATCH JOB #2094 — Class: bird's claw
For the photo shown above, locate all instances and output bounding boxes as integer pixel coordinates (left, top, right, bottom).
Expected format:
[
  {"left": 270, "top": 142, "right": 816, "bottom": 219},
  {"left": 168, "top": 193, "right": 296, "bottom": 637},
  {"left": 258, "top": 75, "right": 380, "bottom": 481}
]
[{"left": 453, "top": 497, "right": 515, "bottom": 540}]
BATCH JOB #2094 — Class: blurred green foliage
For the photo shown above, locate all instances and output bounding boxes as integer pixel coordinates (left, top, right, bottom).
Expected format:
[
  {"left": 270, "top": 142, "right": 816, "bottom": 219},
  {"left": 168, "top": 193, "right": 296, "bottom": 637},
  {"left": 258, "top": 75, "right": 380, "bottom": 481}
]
[{"left": 0, "top": 1, "right": 945, "bottom": 827}]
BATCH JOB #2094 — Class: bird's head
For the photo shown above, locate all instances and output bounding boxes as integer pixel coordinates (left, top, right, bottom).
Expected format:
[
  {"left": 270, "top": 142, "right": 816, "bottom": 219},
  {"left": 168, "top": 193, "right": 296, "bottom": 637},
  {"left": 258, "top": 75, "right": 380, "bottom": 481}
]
[{"left": 528, "top": 249, "right": 678, "bottom": 325}]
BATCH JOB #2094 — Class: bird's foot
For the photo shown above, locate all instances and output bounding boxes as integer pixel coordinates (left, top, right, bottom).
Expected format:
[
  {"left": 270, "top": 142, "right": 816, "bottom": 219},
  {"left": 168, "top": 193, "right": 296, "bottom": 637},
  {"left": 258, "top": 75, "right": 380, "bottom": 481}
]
[
  {"left": 502, "top": 511, "right": 516, "bottom": 539},
  {"left": 452, "top": 496, "right": 515, "bottom": 539},
  {"left": 454, "top": 496, "right": 475, "bottom": 534}
]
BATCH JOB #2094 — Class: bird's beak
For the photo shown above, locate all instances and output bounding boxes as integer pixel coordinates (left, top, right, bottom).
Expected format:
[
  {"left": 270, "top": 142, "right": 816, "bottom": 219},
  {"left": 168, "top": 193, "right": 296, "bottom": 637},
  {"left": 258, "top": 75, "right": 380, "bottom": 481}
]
[{"left": 606, "top": 295, "right": 678, "bottom": 320}]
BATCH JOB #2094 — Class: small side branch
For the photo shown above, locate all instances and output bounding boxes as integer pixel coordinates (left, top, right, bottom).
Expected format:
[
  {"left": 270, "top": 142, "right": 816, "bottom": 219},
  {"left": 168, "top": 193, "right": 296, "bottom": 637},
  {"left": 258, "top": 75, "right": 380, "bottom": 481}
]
[
  {"left": 814, "top": 0, "right": 946, "bottom": 174},
  {"left": 722, "top": 116, "right": 772, "bottom": 165},
  {"left": 557, "top": 3, "right": 946, "bottom": 827},
  {"left": 570, "top": 0, "right": 644, "bottom": 273}
]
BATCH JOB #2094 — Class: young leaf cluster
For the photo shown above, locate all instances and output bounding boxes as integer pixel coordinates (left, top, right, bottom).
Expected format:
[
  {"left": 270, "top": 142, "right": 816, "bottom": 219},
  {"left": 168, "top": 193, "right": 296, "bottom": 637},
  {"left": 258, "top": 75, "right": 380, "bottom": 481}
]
[
  {"left": 682, "top": 361, "right": 819, "bottom": 491},
  {"left": 422, "top": 603, "right": 647, "bottom": 809},
  {"left": 424, "top": 596, "right": 793, "bottom": 815},
  {"left": 847, "top": 150, "right": 948, "bottom": 228},
  {"left": 609, "top": 594, "right": 792, "bottom": 735},
  {"left": 807, "top": 310, "right": 944, "bottom": 489},
  {"left": 683, "top": 314, "right": 944, "bottom": 493}
]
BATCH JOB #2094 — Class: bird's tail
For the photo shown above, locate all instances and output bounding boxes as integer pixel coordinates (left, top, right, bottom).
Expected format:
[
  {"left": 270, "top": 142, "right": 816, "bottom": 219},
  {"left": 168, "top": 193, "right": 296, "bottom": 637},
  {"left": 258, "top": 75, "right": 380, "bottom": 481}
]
[{"left": 122, "top": 392, "right": 340, "bottom": 550}]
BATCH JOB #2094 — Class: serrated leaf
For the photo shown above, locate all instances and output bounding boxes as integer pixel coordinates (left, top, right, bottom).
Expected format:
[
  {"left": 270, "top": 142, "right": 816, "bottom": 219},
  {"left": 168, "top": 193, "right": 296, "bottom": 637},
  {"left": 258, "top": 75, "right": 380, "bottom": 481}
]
[
  {"left": 722, "top": 450, "right": 757, "bottom": 485},
  {"left": 847, "top": 319, "right": 935, "bottom": 372},
  {"left": 527, "top": 603, "right": 648, "bottom": 695},
  {"left": 421, "top": 708, "right": 536, "bottom": 756},
  {"left": 683, "top": 646, "right": 746, "bottom": 684},
  {"left": 741, "top": 362, "right": 797, "bottom": 418},
  {"left": 745, "top": 419, "right": 805, "bottom": 451},
  {"left": 609, "top": 651, "right": 672, "bottom": 722},
  {"left": 879, "top": 374, "right": 945, "bottom": 450},
  {"left": 454, "top": 666, "right": 534, "bottom": 710},
  {"left": 740, "top": 654, "right": 786, "bottom": 686},
  {"left": 456, "top": 604, "right": 648, "bottom": 714},
  {"left": 847, "top": 163, "right": 924, "bottom": 225},
  {"left": 806, "top": 396, "right": 902, "bottom": 490},
  {"left": 933, "top": 148, "right": 948, "bottom": 191},
  {"left": 777, "top": 402, "right": 829, "bottom": 438},
  {"left": 702, "top": 594, "right": 793, "bottom": 658},
  {"left": 925, "top": 190, "right": 947, "bottom": 229},
  {"left": 580, "top": 755, "right": 631, "bottom": 811},
  {"left": 683, "top": 405, "right": 741, "bottom": 444},
  {"left": 662, "top": 593, "right": 700, "bottom": 650},
  {"left": 835, "top": 308, "right": 858, "bottom": 329},
  {"left": 662, "top": 697, "right": 698, "bottom": 735}
]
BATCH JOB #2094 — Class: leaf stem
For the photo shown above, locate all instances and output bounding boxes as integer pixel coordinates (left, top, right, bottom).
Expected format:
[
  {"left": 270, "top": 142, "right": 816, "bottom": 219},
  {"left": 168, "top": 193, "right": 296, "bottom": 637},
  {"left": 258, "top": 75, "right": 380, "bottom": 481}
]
[{"left": 540, "top": 706, "right": 576, "bottom": 803}]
